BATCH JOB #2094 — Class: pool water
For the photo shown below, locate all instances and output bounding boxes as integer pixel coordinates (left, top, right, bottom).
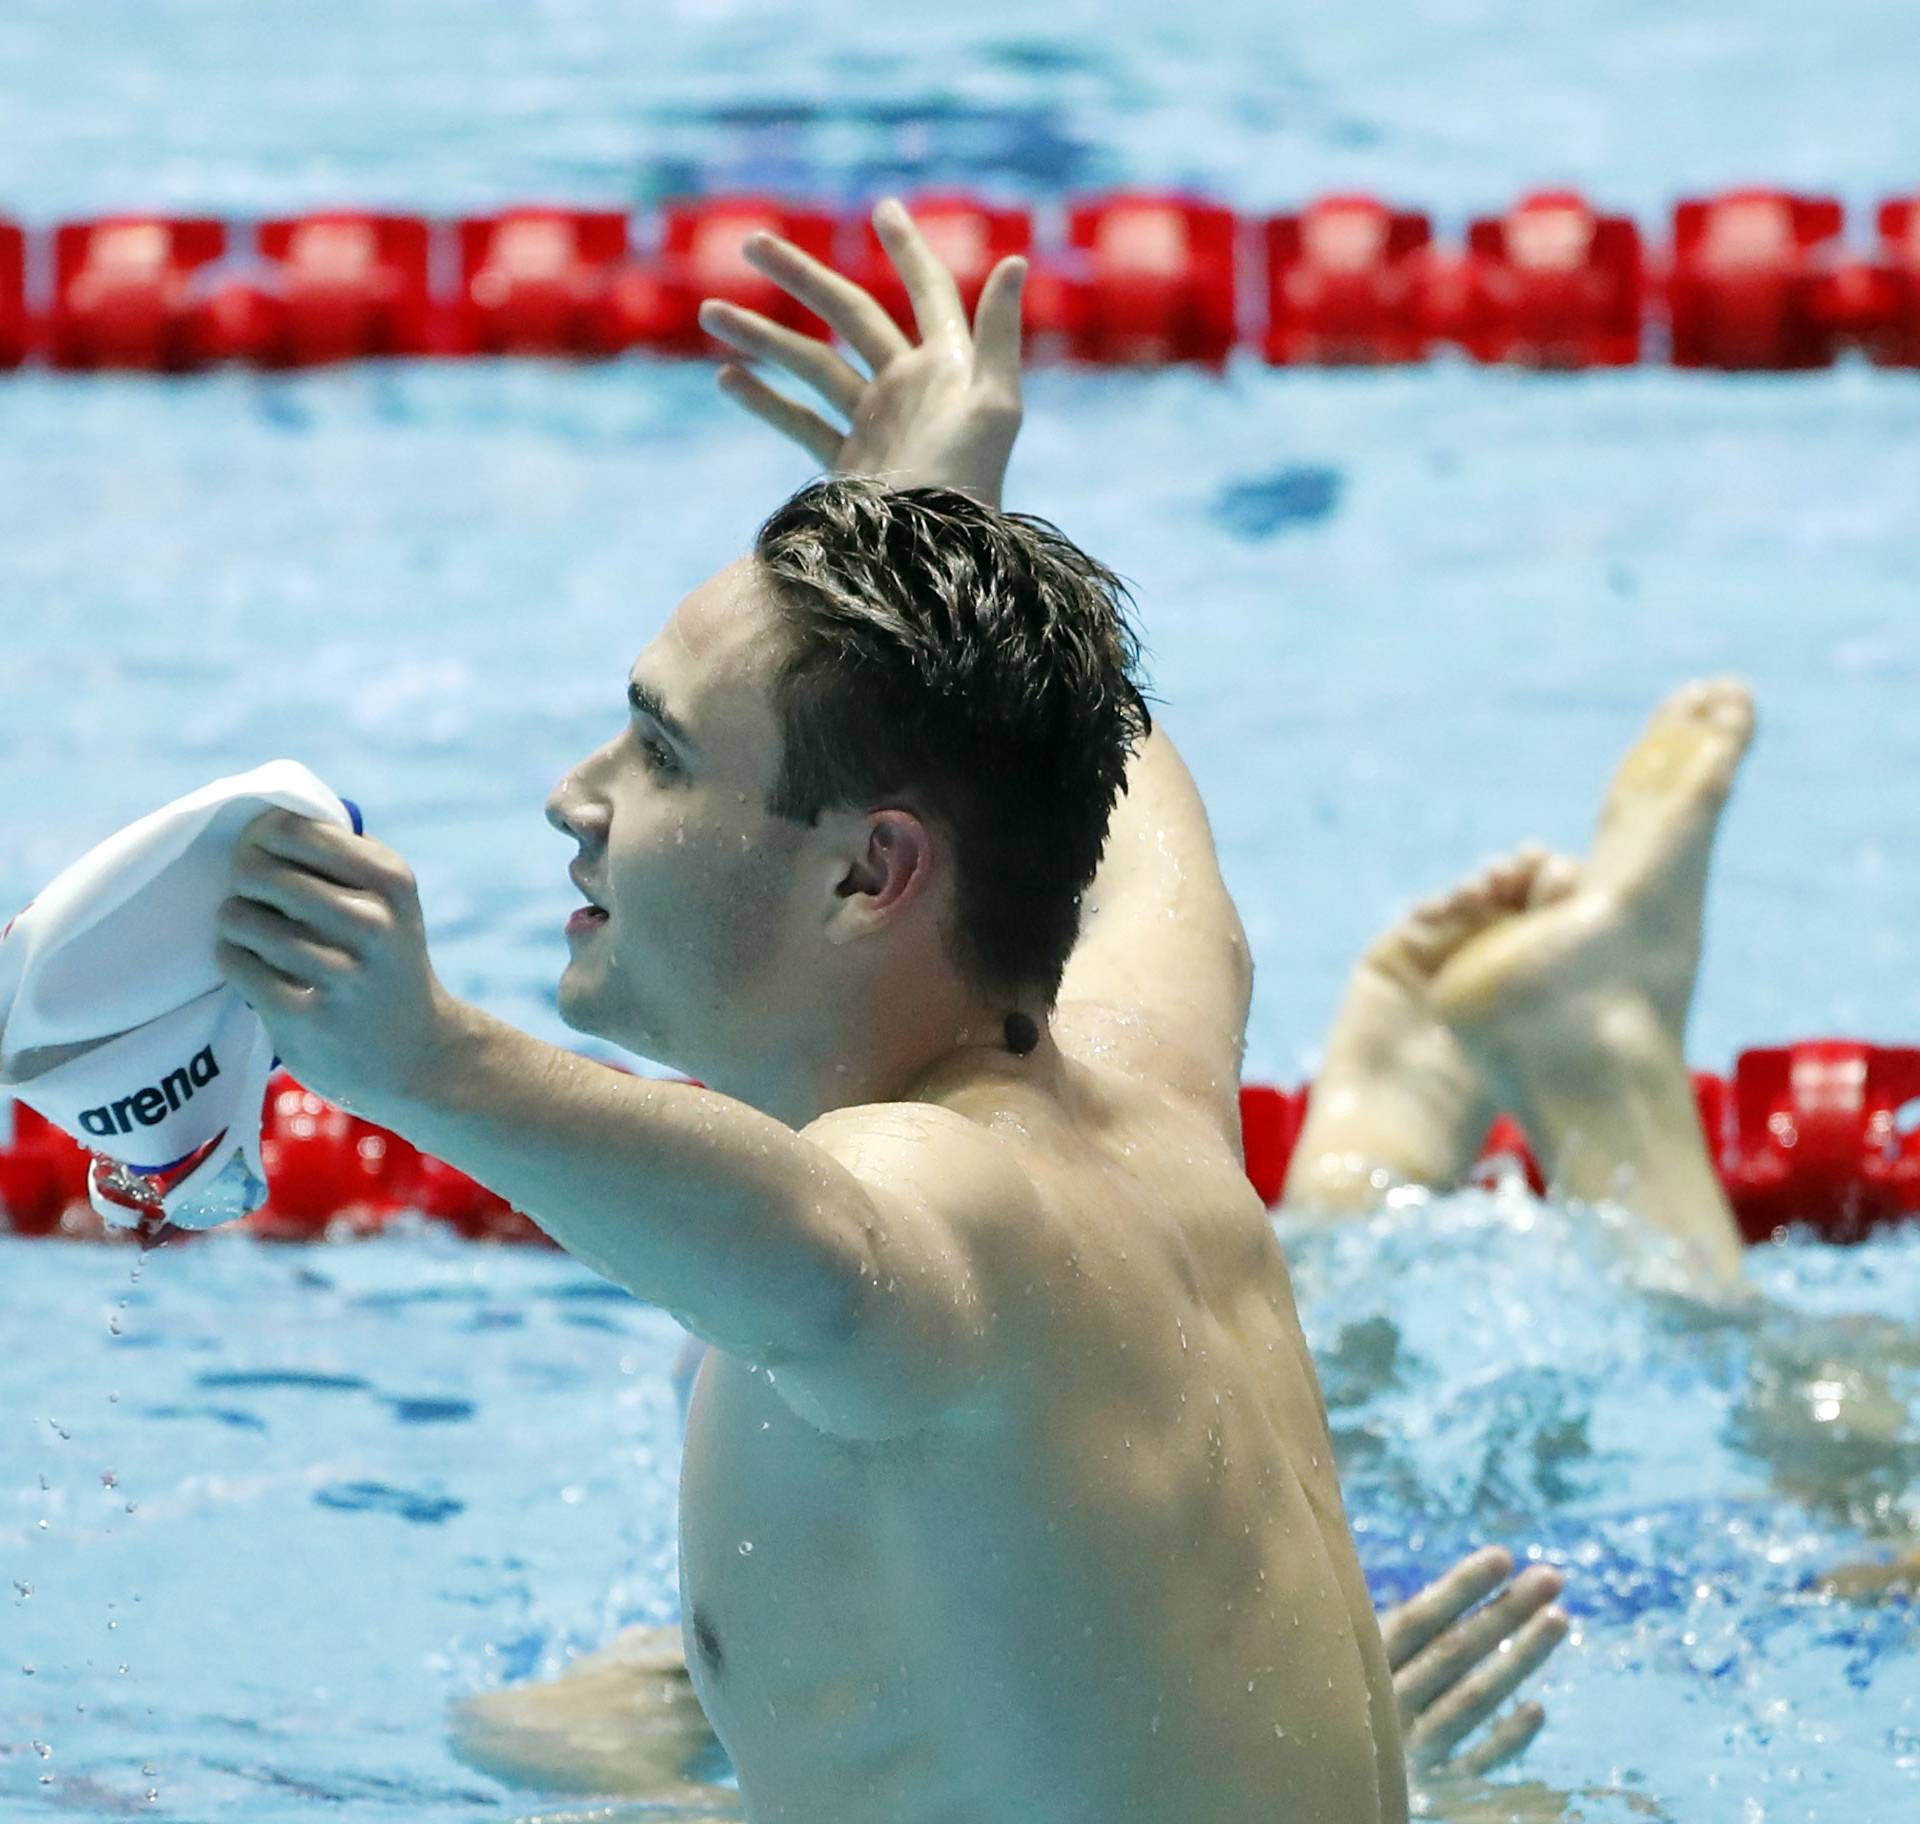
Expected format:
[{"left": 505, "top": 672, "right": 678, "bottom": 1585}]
[
  {"left": 6, "top": 1204, "right": 1919, "bottom": 1821},
  {"left": 4, "top": 1, "right": 1919, "bottom": 1818}
]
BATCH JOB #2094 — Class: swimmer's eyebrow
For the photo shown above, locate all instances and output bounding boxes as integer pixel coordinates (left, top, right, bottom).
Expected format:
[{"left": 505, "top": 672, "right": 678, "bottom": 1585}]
[{"left": 627, "top": 675, "right": 696, "bottom": 750}]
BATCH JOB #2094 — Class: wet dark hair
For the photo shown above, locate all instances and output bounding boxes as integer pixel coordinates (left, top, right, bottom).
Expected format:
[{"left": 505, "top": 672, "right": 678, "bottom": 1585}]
[{"left": 754, "top": 477, "right": 1152, "bottom": 1006}]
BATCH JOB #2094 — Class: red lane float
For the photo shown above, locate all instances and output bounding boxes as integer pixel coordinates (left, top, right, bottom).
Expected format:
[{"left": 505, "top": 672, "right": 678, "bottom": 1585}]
[
  {"left": 1456, "top": 190, "right": 1644, "bottom": 368},
  {"left": 1057, "top": 193, "right": 1237, "bottom": 365},
  {"left": 0, "top": 1104, "right": 91, "bottom": 1236},
  {"left": 647, "top": 196, "right": 839, "bottom": 353},
  {"left": 0, "top": 220, "right": 24, "bottom": 369},
  {"left": 1265, "top": 196, "right": 1434, "bottom": 365},
  {"left": 458, "top": 207, "right": 632, "bottom": 357},
  {"left": 251, "top": 1078, "right": 420, "bottom": 1239},
  {"left": 1238, "top": 1083, "right": 1309, "bottom": 1206},
  {"left": 1667, "top": 189, "right": 1847, "bottom": 370},
  {"left": 6, "top": 1042, "right": 1919, "bottom": 1248},
  {"left": 51, "top": 216, "right": 228, "bottom": 371},
  {"left": 2, "top": 187, "right": 1919, "bottom": 372},
  {"left": 1871, "top": 196, "right": 1920, "bottom": 367},
  {"left": 226, "top": 212, "right": 436, "bottom": 366},
  {"left": 1719, "top": 1042, "right": 1920, "bottom": 1243}
]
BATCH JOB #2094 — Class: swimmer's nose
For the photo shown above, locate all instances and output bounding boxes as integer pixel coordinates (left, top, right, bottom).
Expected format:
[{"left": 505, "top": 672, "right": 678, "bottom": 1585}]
[{"left": 545, "top": 776, "right": 602, "bottom": 846}]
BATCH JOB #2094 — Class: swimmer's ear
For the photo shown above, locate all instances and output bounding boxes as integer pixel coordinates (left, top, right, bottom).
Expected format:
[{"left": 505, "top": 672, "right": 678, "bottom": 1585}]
[{"left": 827, "top": 811, "right": 934, "bottom": 932}]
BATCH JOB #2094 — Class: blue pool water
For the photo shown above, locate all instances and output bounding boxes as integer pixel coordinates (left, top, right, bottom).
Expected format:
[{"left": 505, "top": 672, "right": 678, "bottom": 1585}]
[{"left": 4, "top": 2, "right": 1920, "bottom": 1819}]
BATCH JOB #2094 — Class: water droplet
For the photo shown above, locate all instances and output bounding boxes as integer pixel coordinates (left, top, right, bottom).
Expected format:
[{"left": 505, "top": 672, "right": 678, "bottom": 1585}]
[
  {"left": 22, "top": 1664, "right": 36, "bottom": 1676},
  {"left": 48, "top": 1420, "right": 70, "bottom": 1441},
  {"left": 108, "top": 1316, "right": 123, "bottom": 1335},
  {"left": 12, "top": 1581, "right": 30, "bottom": 1600},
  {"left": 738, "top": 1540, "right": 754, "bottom": 1555},
  {"left": 101, "top": 1470, "right": 118, "bottom": 1489},
  {"left": 32, "top": 1740, "right": 51, "bottom": 1759}
]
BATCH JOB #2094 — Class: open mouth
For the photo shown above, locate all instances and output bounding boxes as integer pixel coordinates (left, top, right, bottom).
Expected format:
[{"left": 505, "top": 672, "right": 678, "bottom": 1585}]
[
  {"left": 567, "top": 891, "right": 610, "bottom": 934},
  {"left": 568, "top": 865, "right": 610, "bottom": 933}
]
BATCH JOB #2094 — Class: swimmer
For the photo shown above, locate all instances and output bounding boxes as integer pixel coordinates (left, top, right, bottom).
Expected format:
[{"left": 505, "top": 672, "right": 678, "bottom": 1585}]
[
  {"left": 215, "top": 200, "right": 1556, "bottom": 1823},
  {"left": 1285, "top": 677, "right": 1756, "bottom": 1286},
  {"left": 1284, "top": 684, "right": 1920, "bottom": 1620}
]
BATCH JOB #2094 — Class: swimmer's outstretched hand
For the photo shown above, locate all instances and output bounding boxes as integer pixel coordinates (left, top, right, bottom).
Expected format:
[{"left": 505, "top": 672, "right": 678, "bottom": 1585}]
[
  {"left": 214, "top": 809, "right": 458, "bottom": 1117},
  {"left": 1381, "top": 1545, "right": 1571, "bottom": 1779},
  {"left": 701, "top": 197, "right": 1026, "bottom": 509}
]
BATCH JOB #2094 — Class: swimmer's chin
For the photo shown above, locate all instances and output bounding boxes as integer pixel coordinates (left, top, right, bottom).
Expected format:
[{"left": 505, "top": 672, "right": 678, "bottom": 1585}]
[{"left": 555, "top": 977, "right": 672, "bottom": 1063}]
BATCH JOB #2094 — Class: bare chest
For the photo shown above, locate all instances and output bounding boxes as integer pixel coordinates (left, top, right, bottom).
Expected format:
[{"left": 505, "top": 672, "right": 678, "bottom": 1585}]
[{"left": 674, "top": 1242, "right": 1383, "bottom": 1824}]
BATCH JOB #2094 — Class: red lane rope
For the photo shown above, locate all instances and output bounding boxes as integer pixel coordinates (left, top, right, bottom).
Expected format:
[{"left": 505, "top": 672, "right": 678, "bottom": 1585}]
[
  {"left": 0, "top": 188, "right": 1916, "bottom": 374},
  {"left": 4, "top": 1040, "right": 1917, "bottom": 1247}
]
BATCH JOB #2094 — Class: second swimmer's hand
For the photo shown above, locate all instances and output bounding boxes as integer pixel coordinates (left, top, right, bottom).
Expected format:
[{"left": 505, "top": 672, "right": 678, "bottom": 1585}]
[
  {"left": 700, "top": 197, "right": 1026, "bottom": 509},
  {"left": 1380, "top": 1545, "right": 1571, "bottom": 1780}
]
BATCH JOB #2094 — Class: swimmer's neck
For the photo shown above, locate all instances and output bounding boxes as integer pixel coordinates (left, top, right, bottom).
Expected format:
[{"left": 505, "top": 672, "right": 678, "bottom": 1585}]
[{"left": 698, "top": 986, "right": 1061, "bottom": 1131}]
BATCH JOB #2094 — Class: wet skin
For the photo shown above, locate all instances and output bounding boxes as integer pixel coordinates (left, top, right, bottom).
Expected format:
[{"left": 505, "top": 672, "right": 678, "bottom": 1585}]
[{"left": 677, "top": 1035, "right": 1404, "bottom": 1823}]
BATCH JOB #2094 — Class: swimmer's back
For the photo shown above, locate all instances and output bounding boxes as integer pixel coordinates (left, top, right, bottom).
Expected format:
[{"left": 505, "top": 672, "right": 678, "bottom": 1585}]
[
  {"left": 681, "top": 1050, "right": 1405, "bottom": 1823},
  {"left": 984, "top": 1054, "right": 1407, "bottom": 1821}
]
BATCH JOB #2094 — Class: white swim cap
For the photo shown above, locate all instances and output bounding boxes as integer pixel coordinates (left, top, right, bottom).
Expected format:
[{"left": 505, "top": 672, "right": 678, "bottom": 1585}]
[{"left": 0, "top": 760, "right": 360, "bottom": 1229}]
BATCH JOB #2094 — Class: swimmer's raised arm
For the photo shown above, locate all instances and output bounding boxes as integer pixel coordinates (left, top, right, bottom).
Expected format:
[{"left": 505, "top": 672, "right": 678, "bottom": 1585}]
[
  {"left": 1051, "top": 722, "right": 1253, "bottom": 1146},
  {"left": 708, "top": 203, "right": 1251, "bottom": 1144},
  {"left": 701, "top": 198, "right": 1026, "bottom": 508}
]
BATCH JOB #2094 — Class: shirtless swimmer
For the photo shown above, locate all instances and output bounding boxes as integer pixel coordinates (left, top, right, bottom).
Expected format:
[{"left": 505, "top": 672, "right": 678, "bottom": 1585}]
[{"left": 215, "top": 201, "right": 1558, "bottom": 1823}]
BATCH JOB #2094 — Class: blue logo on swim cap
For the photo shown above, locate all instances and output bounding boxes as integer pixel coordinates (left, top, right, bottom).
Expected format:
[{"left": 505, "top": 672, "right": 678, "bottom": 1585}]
[{"left": 341, "top": 798, "right": 364, "bottom": 836}]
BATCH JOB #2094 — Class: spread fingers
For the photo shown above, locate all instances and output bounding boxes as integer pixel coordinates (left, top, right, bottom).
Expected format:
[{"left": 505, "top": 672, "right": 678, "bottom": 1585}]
[
  {"left": 1404, "top": 1606, "right": 1571, "bottom": 1767},
  {"left": 714, "top": 365, "right": 845, "bottom": 467},
  {"left": 699, "top": 300, "right": 866, "bottom": 416},
  {"left": 740, "top": 231, "right": 910, "bottom": 371}
]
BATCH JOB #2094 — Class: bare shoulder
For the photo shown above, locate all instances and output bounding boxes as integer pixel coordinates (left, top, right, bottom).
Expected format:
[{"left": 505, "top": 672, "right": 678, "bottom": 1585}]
[
  {"left": 803, "top": 1099, "right": 1050, "bottom": 1241},
  {"left": 775, "top": 1100, "right": 1066, "bottom": 1440},
  {"left": 803, "top": 1097, "right": 1079, "bottom": 1317}
]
